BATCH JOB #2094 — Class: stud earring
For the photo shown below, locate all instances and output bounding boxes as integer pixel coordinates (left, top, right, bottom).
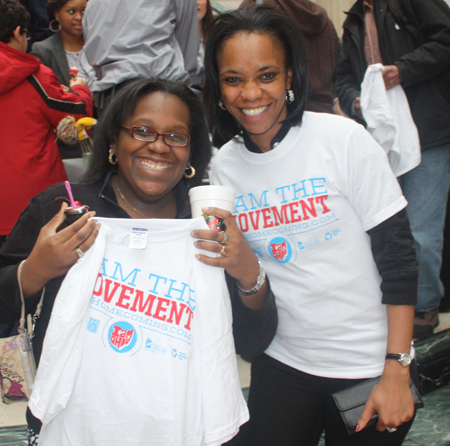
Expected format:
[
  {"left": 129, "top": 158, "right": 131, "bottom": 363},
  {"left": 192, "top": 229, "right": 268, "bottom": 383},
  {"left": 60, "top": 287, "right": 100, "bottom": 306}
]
[
  {"left": 286, "top": 89, "right": 295, "bottom": 104},
  {"left": 218, "top": 100, "right": 226, "bottom": 110},
  {"left": 184, "top": 163, "right": 196, "bottom": 179},
  {"left": 108, "top": 148, "right": 118, "bottom": 165}
]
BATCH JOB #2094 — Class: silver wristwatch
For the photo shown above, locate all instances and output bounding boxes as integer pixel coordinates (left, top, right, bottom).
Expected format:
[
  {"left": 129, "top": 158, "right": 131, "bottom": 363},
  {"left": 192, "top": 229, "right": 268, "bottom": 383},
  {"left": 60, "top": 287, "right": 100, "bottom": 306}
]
[
  {"left": 385, "top": 352, "right": 412, "bottom": 367},
  {"left": 236, "top": 260, "right": 266, "bottom": 296}
]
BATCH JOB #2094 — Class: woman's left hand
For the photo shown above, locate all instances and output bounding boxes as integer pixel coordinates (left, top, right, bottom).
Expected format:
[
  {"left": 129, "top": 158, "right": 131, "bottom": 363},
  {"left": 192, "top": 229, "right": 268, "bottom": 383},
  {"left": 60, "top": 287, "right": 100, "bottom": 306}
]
[
  {"left": 191, "top": 207, "right": 260, "bottom": 286},
  {"left": 356, "top": 364, "right": 415, "bottom": 432}
]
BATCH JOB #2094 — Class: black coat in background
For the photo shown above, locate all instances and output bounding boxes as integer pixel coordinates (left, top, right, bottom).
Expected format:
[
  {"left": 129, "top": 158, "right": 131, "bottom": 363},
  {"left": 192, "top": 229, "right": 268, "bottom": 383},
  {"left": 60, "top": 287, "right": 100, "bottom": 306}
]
[
  {"left": 20, "top": 0, "right": 52, "bottom": 49},
  {"left": 336, "top": 0, "right": 450, "bottom": 152}
]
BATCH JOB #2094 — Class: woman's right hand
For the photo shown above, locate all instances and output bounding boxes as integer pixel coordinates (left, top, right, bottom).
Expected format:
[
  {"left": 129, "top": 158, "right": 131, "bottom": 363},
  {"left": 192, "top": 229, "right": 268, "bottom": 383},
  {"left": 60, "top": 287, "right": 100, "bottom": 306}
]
[
  {"left": 69, "top": 76, "right": 87, "bottom": 87},
  {"left": 191, "top": 207, "right": 269, "bottom": 309},
  {"left": 21, "top": 203, "right": 99, "bottom": 296}
]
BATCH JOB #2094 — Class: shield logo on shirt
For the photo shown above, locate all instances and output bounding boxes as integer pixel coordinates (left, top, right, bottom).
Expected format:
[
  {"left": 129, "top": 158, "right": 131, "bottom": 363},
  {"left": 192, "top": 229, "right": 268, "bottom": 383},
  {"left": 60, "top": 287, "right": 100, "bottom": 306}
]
[
  {"left": 268, "top": 237, "right": 292, "bottom": 263},
  {"left": 107, "top": 321, "right": 137, "bottom": 353},
  {"left": 270, "top": 240, "right": 288, "bottom": 261},
  {"left": 110, "top": 326, "right": 134, "bottom": 350}
]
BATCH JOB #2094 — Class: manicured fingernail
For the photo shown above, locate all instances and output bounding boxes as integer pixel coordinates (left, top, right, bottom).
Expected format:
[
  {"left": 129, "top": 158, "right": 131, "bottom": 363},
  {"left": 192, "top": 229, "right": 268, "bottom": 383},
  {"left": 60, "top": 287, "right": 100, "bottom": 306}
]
[{"left": 354, "top": 424, "right": 360, "bottom": 432}]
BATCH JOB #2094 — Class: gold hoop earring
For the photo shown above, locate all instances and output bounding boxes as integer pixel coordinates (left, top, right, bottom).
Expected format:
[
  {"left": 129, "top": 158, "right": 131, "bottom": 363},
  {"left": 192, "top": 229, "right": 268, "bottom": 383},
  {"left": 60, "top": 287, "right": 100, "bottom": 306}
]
[
  {"left": 184, "top": 163, "right": 196, "bottom": 179},
  {"left": 108, "top": 148, "right": 118, "bottom": 165}
]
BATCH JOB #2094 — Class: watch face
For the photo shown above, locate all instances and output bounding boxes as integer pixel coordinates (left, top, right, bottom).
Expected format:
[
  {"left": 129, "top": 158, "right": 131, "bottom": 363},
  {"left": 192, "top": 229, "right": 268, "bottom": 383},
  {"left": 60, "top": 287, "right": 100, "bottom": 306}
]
[{"left": 400, "top": 353, "right": 412, "bottom": 367}]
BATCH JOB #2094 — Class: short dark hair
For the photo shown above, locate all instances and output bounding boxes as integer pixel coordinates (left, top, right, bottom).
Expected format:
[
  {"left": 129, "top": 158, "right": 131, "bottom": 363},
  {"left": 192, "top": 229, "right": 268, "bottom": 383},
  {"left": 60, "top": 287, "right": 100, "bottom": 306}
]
[
  {"left": 204, "top": 6, "right": 310, "bottom": 147},
  {"left": 0, "top": 0, "right": 30, "bottom": 44},
  {"left": 46, "top": 0, "right": 70, "bottom": 21},
  {"left": 83, "top": 78, "right": 212, "bottom": 189}
]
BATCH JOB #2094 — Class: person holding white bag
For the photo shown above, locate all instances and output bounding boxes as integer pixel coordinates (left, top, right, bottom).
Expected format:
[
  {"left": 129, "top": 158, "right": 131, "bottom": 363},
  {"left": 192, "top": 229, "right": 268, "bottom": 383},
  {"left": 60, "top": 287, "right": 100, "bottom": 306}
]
[{"left": 336, "top": 0, "right": 450, "bottom": 339}]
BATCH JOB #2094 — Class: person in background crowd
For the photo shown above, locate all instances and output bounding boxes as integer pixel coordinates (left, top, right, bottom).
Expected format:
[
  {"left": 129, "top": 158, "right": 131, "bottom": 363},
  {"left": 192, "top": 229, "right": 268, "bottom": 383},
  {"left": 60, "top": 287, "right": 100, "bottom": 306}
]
[
  {"left": 205, "top": 7, "right": 419, "bottom": 445},
  {"left": 336, "top": 0, "right": 450, "bottom": 339},
  {"left": 83, "top": 0, "right": 203, "bottom": 116},
  {"left": 193, "top": 0, "right": 214, "bottom": 89},
  {"left": 0, "top": 0, "right": 93, "bottom": 243},
  {"left": 31, "top": 0, "right": 96, "bottom": 159},
  {"left": 239, "top": 0, "right": 340, "bottom": 114},
  {"left": 198, "top": 0, "right": 214, "bottom": 42},
  {"left": 32, "top": 0, "right": 96, "bottom": 90}
]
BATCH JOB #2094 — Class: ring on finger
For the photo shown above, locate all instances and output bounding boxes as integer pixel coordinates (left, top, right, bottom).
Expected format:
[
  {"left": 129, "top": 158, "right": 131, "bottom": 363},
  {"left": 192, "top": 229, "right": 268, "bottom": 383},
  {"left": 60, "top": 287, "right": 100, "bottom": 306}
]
[
  {"left": 386, "top": 427, "right": 397, "bottom": 433},
  {"left": 222, "top": 232, "right": 228, "bottom": 244},
  {"left": 76, "top": 247, "right": 85, "bottom": 258},
  {"left": 219, "top": 245, "right": 226, "bottom": 256}
]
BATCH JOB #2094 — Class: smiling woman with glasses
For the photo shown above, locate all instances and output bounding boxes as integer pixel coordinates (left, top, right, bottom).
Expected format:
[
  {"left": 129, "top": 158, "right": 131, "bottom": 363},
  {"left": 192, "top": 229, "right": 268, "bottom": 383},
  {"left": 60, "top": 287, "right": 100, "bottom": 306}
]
[
  {"left": 120, "top": 125, "right": 191, "bottom": 147},
  {"left": 0, "top": 78, "right": 277, "bottom": 446}
]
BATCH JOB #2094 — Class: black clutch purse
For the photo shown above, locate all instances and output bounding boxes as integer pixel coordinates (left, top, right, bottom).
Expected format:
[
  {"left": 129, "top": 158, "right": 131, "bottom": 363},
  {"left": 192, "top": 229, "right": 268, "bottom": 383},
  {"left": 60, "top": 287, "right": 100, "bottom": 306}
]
[{"left": 332, "top": 376, "right": 424, "bottom": 436}]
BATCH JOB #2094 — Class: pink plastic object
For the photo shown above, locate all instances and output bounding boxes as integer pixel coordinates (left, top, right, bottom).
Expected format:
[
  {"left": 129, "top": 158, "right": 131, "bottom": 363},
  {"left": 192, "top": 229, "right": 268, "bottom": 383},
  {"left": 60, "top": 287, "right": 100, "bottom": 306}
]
[
  {"left": 69, "top": 66, "right": 79, "bottom": 77},
  {"left": 64, "top": 181, "right": 78, "bottom": 209}
]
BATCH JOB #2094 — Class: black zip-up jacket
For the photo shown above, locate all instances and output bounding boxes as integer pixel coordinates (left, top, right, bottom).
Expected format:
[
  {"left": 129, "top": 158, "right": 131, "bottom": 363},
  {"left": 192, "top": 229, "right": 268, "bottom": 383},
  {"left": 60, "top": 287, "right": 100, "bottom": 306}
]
[{"left": 336, "top": 0, "right": 450, "bottom": 151}]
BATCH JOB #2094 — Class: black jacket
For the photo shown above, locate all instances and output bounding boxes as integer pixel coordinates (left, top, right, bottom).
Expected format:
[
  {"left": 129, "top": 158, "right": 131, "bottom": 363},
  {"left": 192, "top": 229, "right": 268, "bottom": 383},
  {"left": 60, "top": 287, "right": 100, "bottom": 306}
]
[{"left": 336, "top": 0, "right": 450, "bottom": 151}]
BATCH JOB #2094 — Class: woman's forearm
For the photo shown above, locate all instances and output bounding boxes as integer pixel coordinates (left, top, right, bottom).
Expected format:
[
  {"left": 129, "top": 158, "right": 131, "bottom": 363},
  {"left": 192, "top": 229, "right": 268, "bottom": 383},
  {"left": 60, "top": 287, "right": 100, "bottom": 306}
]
[{"left": 382, "top": 304, "right": 415, "bottom": 379}]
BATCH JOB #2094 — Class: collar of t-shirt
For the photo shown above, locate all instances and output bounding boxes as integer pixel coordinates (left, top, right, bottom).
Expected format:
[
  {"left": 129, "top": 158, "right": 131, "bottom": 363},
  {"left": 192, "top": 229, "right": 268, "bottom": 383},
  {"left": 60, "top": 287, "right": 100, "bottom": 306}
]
[
  {"left": 97, "top": 170, "right": 191, "bottom": 219},
  {"left": 242, "top": 121, "right": 291, "bottom": 153}
]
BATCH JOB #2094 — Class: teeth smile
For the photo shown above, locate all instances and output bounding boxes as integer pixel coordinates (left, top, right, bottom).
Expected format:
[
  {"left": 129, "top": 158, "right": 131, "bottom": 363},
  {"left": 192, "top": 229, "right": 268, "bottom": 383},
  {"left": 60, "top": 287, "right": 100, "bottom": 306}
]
[
  {"left": 139, "top": 159, "right": 170, "bottom": 171},
  {"left": 242, "top": 106, "right": 268, "bottom": 117}
]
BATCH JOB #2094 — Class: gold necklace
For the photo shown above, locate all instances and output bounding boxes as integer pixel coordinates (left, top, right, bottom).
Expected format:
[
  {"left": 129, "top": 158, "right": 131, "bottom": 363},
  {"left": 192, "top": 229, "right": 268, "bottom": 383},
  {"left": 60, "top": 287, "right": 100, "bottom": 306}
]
[{"left": 116, "top": 180, "right": 149, "bottom": 218}]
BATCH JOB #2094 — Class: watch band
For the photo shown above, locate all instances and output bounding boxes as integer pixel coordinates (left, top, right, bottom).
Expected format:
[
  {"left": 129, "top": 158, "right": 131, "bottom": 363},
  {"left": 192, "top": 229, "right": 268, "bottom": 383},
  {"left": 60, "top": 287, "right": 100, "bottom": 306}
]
[
  {"left": 236, "top": 260, "right": 266, "bottom": 296},
  {"left": 385, "top": 353, "right": 412, "bottom": 367},
  {"left": 385, "top": 354, "right": 402, "bottom": 361}
]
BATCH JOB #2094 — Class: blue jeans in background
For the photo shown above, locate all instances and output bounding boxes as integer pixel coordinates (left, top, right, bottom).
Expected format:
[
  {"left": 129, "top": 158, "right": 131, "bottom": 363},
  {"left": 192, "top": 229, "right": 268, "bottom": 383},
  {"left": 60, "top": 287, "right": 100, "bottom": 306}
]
[{"left": 399, "top": 144, "right": 450, "bottom": 312}]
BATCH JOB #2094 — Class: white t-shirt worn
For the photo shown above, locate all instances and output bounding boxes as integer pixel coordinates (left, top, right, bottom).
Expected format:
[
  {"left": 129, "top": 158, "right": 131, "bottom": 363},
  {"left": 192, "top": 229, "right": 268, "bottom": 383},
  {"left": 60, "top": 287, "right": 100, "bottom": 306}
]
[
  {"left": 210, "top": 112, "right": 407, "bottom": 379},
  {"left": 29, "top": 217, "right": 248, "bottom": 446}
]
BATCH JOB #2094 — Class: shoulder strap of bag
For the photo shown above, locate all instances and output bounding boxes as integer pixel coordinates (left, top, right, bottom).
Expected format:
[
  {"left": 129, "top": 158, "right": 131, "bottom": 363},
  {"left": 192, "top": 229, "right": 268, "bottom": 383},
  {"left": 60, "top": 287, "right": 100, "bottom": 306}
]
[{"left": 17, "top": 260, "right": 45, "bottom": 337}]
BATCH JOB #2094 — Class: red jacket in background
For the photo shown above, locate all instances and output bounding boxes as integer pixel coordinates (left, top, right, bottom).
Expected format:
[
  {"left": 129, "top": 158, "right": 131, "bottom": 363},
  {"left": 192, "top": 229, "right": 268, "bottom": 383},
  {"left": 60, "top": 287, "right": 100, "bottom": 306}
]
[{"left": 0, "top": 41, "right": 93, "bottom": 236}]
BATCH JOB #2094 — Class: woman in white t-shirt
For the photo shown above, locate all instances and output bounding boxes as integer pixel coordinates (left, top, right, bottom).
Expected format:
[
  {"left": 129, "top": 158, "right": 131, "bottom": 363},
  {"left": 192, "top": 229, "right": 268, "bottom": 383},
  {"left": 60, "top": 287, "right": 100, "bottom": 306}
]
[{"left": 203, "top": 6, "right": 419, "bottom": 446}]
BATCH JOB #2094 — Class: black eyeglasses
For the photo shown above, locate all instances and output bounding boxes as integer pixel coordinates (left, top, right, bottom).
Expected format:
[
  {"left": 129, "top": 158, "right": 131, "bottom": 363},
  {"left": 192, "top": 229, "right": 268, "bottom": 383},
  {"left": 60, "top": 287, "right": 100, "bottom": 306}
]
[
  {"left": 23, "top": 29, "right": 32, "bottom": 40},
  {"left": 120, "top": 125, "right": 190, "bottom": 147}
]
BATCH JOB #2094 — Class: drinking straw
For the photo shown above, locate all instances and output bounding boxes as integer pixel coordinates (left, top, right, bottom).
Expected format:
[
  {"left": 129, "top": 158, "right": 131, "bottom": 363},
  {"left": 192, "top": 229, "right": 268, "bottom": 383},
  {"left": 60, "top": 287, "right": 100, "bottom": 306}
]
[{"left": 65, "top": 181, "right": 77, "bottom": 209}]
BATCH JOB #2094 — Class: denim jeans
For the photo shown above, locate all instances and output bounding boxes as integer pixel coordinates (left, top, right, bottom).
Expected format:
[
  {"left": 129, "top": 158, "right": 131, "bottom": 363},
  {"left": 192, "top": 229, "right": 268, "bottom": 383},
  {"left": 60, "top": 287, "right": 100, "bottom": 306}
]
[{"left": 398, "top": 144, "right": 450, "bottom": 312}]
